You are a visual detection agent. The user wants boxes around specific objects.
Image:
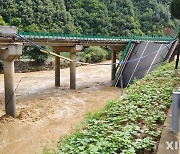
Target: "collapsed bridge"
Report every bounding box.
[0,26,179,117]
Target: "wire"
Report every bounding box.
[17,34,46,51]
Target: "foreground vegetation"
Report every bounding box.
[44,62,179,154]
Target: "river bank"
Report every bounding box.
[0,60,121,154]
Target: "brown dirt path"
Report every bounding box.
[0,61,121,154]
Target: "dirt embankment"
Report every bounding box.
[0,61,121,154]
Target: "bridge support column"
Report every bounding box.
[52,45,83,89]
[55,51,60,87]
[108,45,126,81]
[0,43,22,118]
[4,60,16,117]
[70,52,76,89]
[111,51,116,80]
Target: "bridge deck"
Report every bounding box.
[17,32,174,47]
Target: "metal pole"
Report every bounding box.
[171,91,180,133]
[111,51,116,80]
[175,50,179,76]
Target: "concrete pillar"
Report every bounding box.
[0,26,22,118]
[70,52,76,89]
[55,51,60,87]
[52,45,82,89]
[0,43,22,118]
[4,60,16,117]
[111,51,116,80]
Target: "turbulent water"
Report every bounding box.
[0,61,121,154]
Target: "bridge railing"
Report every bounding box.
[18,31,174,42]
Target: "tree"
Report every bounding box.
[23,47,48,63]
[170,0,180,39]
[170,0,180,19]
[0,0,178,36]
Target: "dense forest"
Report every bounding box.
[0,0,179,36]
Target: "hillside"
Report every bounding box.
[0,0,179,36]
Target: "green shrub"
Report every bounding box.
[0,15,7,26]
[23,47,48,63]
[84,47,108,63]
[106,50,112,60]
[77,47,108,63]
[76,52,85,62]
[84,54,91,63]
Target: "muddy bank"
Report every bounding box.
[0,61,121,154]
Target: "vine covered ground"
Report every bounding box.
[45,62,180,154]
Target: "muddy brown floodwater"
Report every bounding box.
[0,60,121,154]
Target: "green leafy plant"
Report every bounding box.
[77,46,108,63]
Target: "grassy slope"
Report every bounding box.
[44,62,180,154]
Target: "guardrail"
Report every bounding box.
[18,31,174,42]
